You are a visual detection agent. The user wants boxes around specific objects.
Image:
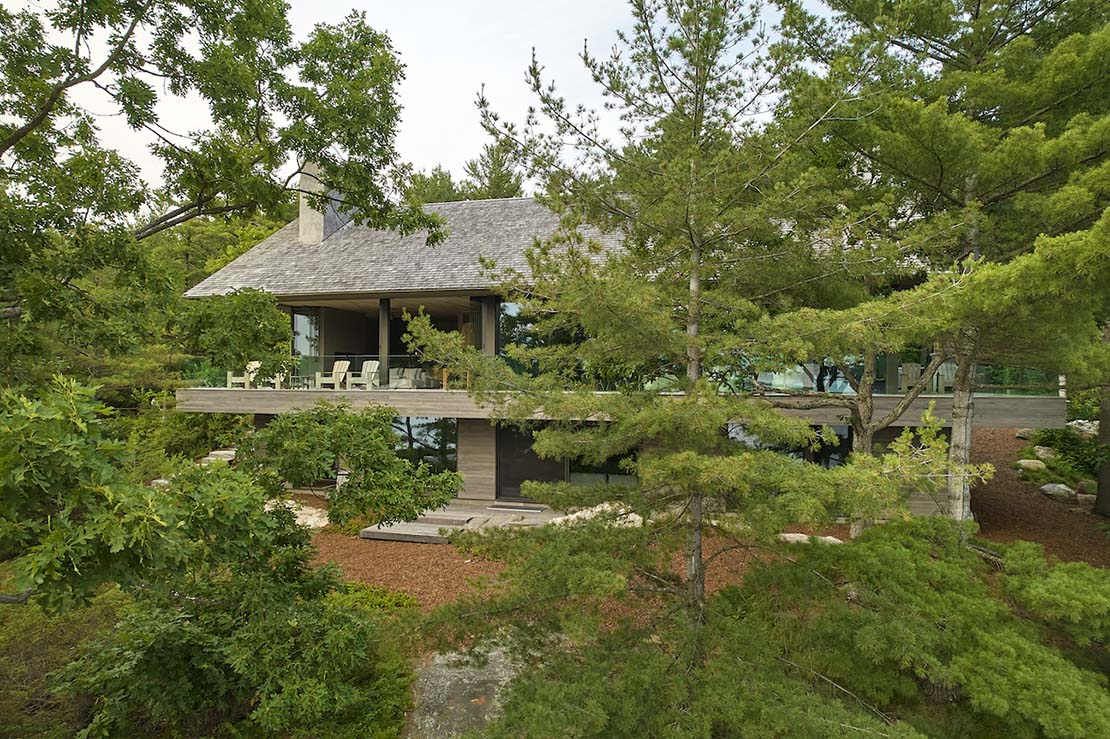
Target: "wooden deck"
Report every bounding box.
[176,387,1065,428]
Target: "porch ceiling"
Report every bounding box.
[280,294,477,316]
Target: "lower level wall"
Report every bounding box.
[457,419,497,500]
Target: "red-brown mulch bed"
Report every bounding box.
[971,427,1110,568]
[312,532,505,610]
[313,427,1110,613]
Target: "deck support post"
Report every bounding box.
[378,298,391,387]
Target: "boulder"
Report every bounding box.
[1040,483,1076,501]
[1067,419,1099,438]
[1077,494,1097,507]
[1078,479,1098,495]
[1015,428,1035,440]
[404,649,517,739]
[778,533,843,545]
[1033,445,1055,460]
[1016,459,1047,472]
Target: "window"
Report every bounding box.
[393,417,458,473]
[569,453,638,486]
[291,307,320,381]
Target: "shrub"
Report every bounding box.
[50,465,415,738]
[1031,427,1107,479]
[239,401,461,531]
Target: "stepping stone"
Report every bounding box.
[419,514,475,527]
[360,522,457,544]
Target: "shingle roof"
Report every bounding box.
[185,197,622,298]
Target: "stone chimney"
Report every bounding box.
[298,161,325,245]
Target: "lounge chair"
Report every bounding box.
[347,360,380,389]
[899,362,922,393]
[935,361,957,392]
[390,367,419,389]
[227,361,261,388]
[315,360,350,390]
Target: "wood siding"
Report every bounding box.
[457,419,497,501]
[176,389,1065,428]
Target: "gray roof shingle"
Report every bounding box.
[185,197,621,298]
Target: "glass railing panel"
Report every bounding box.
[756,357,1059,397]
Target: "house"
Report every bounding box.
[178,182,1066,504]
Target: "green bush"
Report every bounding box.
[1066,389,1101,422]
[1029,427,1106,484]
[50,465,415,738]
[238,401,461,532]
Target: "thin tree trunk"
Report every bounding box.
[685,241,706,623]
[849,353,877,537]
[1095,384,1110,517]
[947,328,978,521]
[947,172,981,524]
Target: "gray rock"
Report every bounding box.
[1077,494,1097,507]
[1016,459,1047,472]
[778,533,843,545]
[1015,428,1035,440]
[1033,445,1056,460]
[404,649,518,739]
[1067,419,1099,438]
[1040,483,1076,501]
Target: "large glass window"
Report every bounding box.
[291,307,320,382]
[569,454,638,486]
[393,417,458,473]
[496,425,566,499]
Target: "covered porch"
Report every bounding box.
[246,292,499,390]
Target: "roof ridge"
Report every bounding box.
[423,195,535,206]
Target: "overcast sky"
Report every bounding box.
[292,0,632,178]
[45,0,634,188]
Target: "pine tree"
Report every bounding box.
[409,0,946,642]
[462,141,524,199]
[778,0,1110,517]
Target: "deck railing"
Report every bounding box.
[187,354,1059,397]
[189,354,469,391]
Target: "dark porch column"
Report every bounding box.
[480,297,498,356]
[378,298,390,387]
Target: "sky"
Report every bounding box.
[289,0,632,178]
[36,0,636,187]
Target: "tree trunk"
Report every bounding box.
[1095,387,1110,517]
[848,354,877,538]
[947,329,978,521]
[685,241,706,627]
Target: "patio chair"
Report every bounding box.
[227,361,261,388]
[315,360,350,390]
[347,360,380,389]
[935,360,957,393]
[899,362,922,393]
[390,367,419,389]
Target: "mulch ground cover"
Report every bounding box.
[971,427,1110,567]
[312,431,1108,610]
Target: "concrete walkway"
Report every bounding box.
[360,501,560,543]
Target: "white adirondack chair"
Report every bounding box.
[347,360,380,389]
[899,362,922,393]
[227,361,261,388]
[935,360,957,393]
[315,360,350,390]
[390,367,419,389]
